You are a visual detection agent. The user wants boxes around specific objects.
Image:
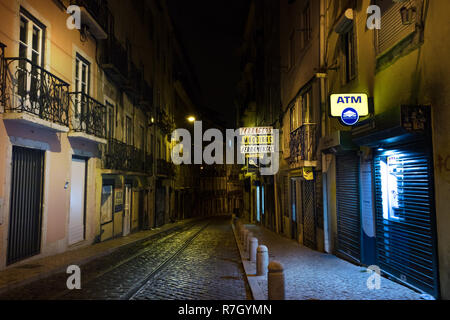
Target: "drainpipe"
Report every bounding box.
[319,0,328,138]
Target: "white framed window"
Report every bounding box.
[75,54,90,95]
[74,54,90,119]
[19,11,44,65]
[125,115,133,145]
[105,100,115,140]
[18,10,45,100]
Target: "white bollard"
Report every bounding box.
[268,261,285,300]
[257,245,269,276]
[249,237,258,261]
[245,232,253,252]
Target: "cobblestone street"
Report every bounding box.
[0,217,250,300]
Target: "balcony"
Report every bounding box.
[138,81,153,110]
[156,107,175,135]
[289,124,318,166]
[1,56,70,132]
[103,138,152,174]
[68,92,107,144]
[157,159,175,177]
[124,62,144,104]
[100,36,128,86]
[70,0,110,40]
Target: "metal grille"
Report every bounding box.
[302,180,316,249]
[336,153,361,263]
[7,146,45,265]
[374,143,438,297]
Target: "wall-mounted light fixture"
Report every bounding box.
[400,6,417,25]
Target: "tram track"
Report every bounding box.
[52,219,211,300]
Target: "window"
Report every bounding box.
[302,2,311,47]
[126,116,133,145]
[290,87,313,132]
[18,11,45,99]
[157,138,161,159]
[75,54,90,95]
[140,125,145,151]
[105,101,114,140]
[19,12,44,65]
[289,102,298,132]
[342,26,356,83]
[74,54,90,118]
[289,31,295,69]
[301,89,312,124]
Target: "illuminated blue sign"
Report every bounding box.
[341,107,359,126]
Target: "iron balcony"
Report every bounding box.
[157,158,175,177]
[68,91,107,140]
[100,35,129,85]
[0,55,70,128]
[289,123,318,162]
[103,138,152,174]
[156,107,175,135]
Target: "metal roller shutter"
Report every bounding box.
[7,146,45,265]
[336,153,361,263]
[302,180,316,250]
[374,142,438,297]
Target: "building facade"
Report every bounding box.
[237,0,450,299]
[0,0,199,269]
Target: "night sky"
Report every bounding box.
[167,0,251,128]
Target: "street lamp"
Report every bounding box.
[187,116,196,123]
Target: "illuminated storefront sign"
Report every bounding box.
[330,94,369,126]
[239,127,274,154]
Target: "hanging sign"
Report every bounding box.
[303,167,314,181]
[239,127,274,154]
[330,94,369,126]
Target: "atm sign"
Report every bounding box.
[330,94,369,118]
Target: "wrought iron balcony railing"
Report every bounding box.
[124,62,143,102]
[103,138,152,174]
[69,92,106,139]
[156,107,175,135]
[0,43,5,106]
[139,81,153,109]
[289,124,318,162]
[157,158,175,177]
[100,36,128,84]
[1,57,70,127]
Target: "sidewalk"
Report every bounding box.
[233,223,425,300]
[0,218,201,295]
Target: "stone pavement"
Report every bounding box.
[0,217,201,295]
[233,223,425,300]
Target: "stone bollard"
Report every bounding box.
[249,237,258,261]
[256,245,269,276]
[268,261,285,300]
[245,232,253,252]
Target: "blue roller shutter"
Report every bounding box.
[374,142,438,297]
